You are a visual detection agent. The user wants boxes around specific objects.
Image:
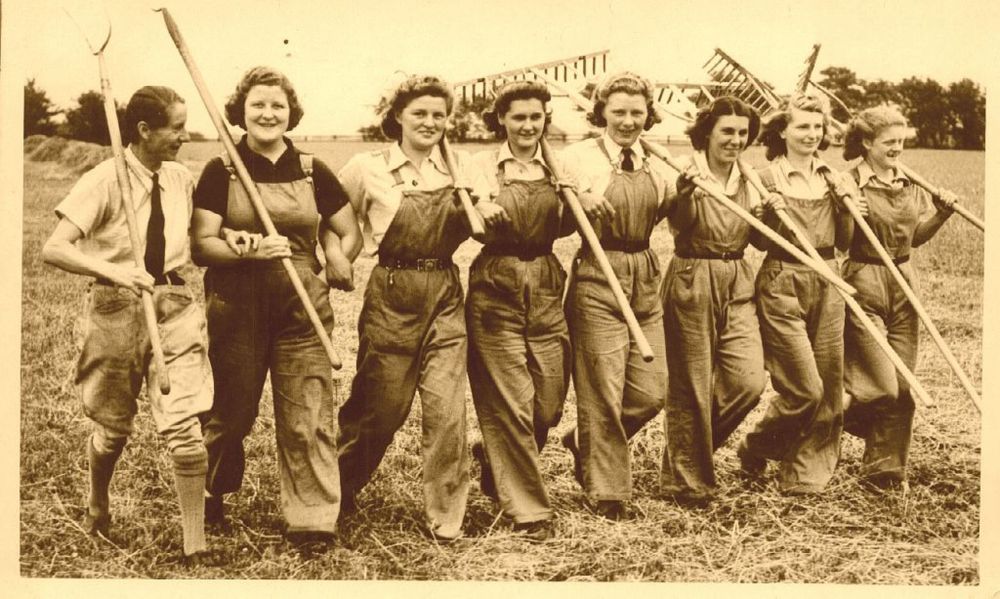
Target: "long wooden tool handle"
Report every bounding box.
[539,138,654,362]
[639,138,857,296]
[824,173,981,413]
[897,162,984,232]
[439,137,485,237]
[738,161,933,407]
[97,53,171,395]
[157,8,341,370]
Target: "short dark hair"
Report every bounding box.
[124,86,184,144]
[224,66,304,131]
[481,80,552,139]
[379,75,454,141]
[759,92,831,161]
[686,96,760,151]
[587,71,660,131]
[843,105,908,161]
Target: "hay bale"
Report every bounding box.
[28,136,70,162]
[61,142,112,174]
[23,135,49,154]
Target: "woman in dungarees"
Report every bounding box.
[561,72,675,520]
[659,97,767,505]
[736,93,867,494]
[840,106,956,489]
[336,75,506,542]
[466,81,573,541]
[191,66,362,546]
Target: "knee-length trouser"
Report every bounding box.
[567,250,668,502]
[467,253,571,523]
[842,261,919,481]
[337,265,469,539]
[201,258,340,533]
[660,257,765,497]
[745,258,845,493]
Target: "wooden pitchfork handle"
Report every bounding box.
[538,137,655,362]
[821,171,981,413]
[156,7,341,370]
[438,137,486,238]
[897,162,984,232]
[638,138,858,297]
[70,14,172,395]
[737,161,933,408]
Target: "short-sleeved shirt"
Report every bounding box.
[469,142,553,200]
[338,142,469,256]
[561,132,676,203]
[55,147,194,272]
[769,155,831,200]
[193,136,348,220]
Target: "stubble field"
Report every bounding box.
[19,140,983,582]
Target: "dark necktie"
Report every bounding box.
[144,172,165,283]
[621,148,635,172]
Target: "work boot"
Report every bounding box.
[286,530,337,557]
[83,511,111,537]
[204,494,227,530]
[513,519,555,543]
[594,500,625,521]
[471,441,498,501]
[561,430,583,488]
[737,442,767,481]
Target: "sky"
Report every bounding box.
[7,0,999,136]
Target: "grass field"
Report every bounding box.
[19,140,983,581]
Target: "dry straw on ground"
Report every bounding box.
[19,141,982,581]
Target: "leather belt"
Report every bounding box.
[482,243,553,260]
[596,239,649,253]
[768,245,835,263]
[675,247,745,261]
[378,256,454,271]
[850,254,910,266]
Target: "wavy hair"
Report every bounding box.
[124,86,185,145]
[685,96,761,151]
[587,71,660,131]
[481,80,552,139]
[843,105,908,160]
[378,75,454,141]
[759,92,831,160]
[224,66,304,131]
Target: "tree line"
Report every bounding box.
[25,69,984,150]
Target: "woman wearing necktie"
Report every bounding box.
[191,66,361,547]
[560,72,675,520]
[465,81,573,541]
[839,106,956,489]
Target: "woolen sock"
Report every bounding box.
[172,447,209,556]
[87,434,123,521]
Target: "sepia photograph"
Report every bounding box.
[3,0,996,592]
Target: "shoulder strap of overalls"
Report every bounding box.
[220,151,236,180]
[494,147,506,187]
[595,137,615,167]
[376,147,406,186]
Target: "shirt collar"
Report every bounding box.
[601,132,646,162]
[856,160,909,188]
[387,142,449,175]
[124,146,157,192]
[776,154,830,180]
[496,141,544,166]
[692,151,741,195]
[237,135,295,167]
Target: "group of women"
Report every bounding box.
[190,65,958,547]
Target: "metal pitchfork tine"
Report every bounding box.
[64,5,172,394]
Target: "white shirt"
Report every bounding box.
[338,142,471,255]
[469,142,557,201]
[561,132,677,203]
[54,147,194,272]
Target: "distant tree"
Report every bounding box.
[860,79,903,110]
[447,95,493,142]
[24,79,60,137]
[816,66,864,122]
[61,90,125,145]
[948,79,985,150]
[896,77,952,148]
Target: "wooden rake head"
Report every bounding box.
[62,3,111,55]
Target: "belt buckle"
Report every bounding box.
[416,258,437,271]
